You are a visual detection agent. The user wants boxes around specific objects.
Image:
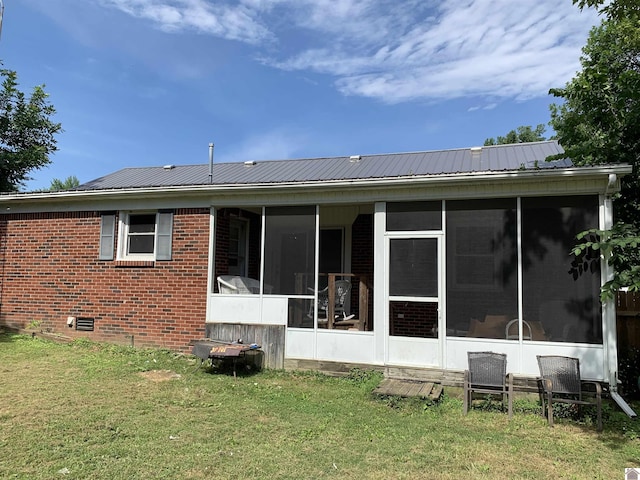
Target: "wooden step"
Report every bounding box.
[373,378,443,401]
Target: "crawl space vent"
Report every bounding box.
[75,317,95,332]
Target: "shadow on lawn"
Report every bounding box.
[200,357,263,379]
[0,330,29,343]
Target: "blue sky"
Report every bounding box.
[4,0,600,191]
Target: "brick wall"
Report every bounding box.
[351,214,374,328]
[389,301,437,338]
[0,208,210,351]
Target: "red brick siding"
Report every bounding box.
[389,301,437,338]
[0,208,210,351]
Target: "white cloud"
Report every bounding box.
[468,103,497,112]
[100,0,273,44]
[266,0,600,103]
[97,0,600,104]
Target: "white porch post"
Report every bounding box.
[205,206,217,323]
[373,202,386,364]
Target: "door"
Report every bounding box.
[386,235,442,367]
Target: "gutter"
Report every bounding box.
[0,164,633,204]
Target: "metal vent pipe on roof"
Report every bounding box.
[208,142,214,184]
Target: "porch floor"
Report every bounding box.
[373,378,443,400]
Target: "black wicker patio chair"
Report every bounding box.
[463,351,513,417]
[536,355,603,431]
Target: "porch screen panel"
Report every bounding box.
[389,238,437,297]
[386,201,441,231]
[214,208,263,293]
[264,206,316,295]
[521,196,601,344]
[446,199,518,338]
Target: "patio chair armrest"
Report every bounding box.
[308,286,329,294]
[537,377,553,393]
[217,276,238,293]
[581,380,603,398]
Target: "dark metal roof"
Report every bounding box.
[77,140,570,191]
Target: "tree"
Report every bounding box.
[49,175,80,191]
[0,68,62,192]
[549,15,640,226]
[483,124,546,146]
[572,223,640,300]
[573,0,640,20]
[550,4,640,295]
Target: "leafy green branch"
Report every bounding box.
[571,223,640,301]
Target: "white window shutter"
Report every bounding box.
[99,214,116,260]
[156,211,173,260]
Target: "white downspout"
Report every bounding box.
[602,175,637,417]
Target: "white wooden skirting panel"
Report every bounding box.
[446,338,521,372]
[285,329,376,363]
[387,337,439,368]
[315,331,376,364]
[521,342,604,380]
[207,295,288,325]
[446,337,605,379]
[286,329,315,359]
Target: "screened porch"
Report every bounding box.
[210,204,374,332]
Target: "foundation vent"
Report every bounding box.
[75,317,95,332]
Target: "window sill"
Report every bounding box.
[114,260,156,268]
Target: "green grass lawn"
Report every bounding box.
[0,332,638,479]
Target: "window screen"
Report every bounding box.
[389,238,438,297]
[521,196,601,344]
[386,201,442,231]
[446,198,518,338]
[263,206,316,295]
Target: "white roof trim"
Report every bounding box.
[0,164,632,205]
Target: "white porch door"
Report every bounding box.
[386,235,442,367]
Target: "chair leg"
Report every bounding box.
[546,393,554,427]
[538,380,546,418]
[463,390,469,415]
[463,372,469,415]
[507,373,513,419]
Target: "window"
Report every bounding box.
[127,213,156,254]
[117,211,173,261]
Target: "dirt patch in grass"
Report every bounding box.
[138,369,182,382]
